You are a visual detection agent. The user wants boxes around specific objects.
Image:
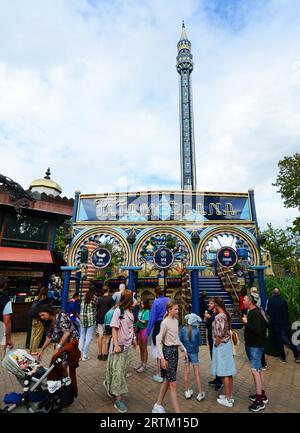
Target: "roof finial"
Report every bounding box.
[180,20,188,40]
[44,168,51,179]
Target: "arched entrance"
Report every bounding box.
[68,228,130,288]
[133,228,194,277]
[197,226,260,276]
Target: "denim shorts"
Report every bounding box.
[187,352,199,365]
[245,346,264,371]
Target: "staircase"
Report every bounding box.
[199,276,243,329]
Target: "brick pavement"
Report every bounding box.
[1,331,299,413]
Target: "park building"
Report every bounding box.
[0,169,73,331]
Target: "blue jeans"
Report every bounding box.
[79,325,94,358]
[245,346,264,371]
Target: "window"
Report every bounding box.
[2,213,50,249]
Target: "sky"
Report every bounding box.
[0,0,299,230]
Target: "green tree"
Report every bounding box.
[273,153,300,231]
[261,223,300,275]
[54,225,68,258]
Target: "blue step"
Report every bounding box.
[199,276,243,329]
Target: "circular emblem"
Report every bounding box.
[153,247,174,269]
[91,248,111,269]
[216,247,238,268]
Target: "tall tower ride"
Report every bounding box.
[177,21,197,191]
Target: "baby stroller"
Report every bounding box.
[1,349,75,413]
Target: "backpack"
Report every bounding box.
[104,306,124,329]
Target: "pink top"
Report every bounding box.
[110,307,134,352]
[212,312,231,343]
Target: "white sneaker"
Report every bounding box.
[184,389,193,399]
[217,397,234,408]
[219,394,235,403]
[134,364,143,370]
[81,356,90,361]
[152,374,164,383]
[196,392,205,401]
[152,403,166,413]
[136,365,145,373]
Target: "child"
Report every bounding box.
[135,297,151,373]
[180,313,205,401]
[152,300,187,414]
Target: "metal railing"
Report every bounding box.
[217,266,239,305]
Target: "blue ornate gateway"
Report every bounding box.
[63,189,267,320]
[61,24,268,320]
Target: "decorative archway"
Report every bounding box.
[197,226,260,268]
[68,227,130,268]
[133,227,194,274]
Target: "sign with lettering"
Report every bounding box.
[216,247,238,268]
[0,271,44,277]
[77,192,251,223]
[153,247,174,269]
[91,248,111,269]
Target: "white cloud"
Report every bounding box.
[0,0,299,230]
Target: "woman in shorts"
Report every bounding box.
[152,300,187,413]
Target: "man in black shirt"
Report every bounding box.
[267,288,300,363]
[242,294,267,412]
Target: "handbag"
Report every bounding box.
[231,330,239,346]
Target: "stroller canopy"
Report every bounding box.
[2,349,40,379]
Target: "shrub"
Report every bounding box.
[265,276,300,325]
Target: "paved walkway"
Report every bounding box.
[1,331,299,413]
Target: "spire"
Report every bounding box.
[44,168,51,179]
[176,22,197,191]
[180,20,188,40]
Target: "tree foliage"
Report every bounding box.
[273,153,300,209]
[261,223,300,275]
[273,153,300,231]
[54,225,67,258]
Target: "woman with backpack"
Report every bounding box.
[29,287,49,354]
[78,286,99,361]
[103,289,137,413]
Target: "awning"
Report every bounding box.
[0,247,53,264]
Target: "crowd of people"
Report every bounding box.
[1,275,299,414]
